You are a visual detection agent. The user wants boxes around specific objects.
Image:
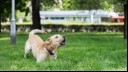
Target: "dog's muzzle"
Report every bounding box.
[60,36,66,46]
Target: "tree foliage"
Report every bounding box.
[62,0,126,12]
[40,0,56,10]
[0,0,29,32]
[63,0,97,10]
[62,0,111,10]
[0,0,126,19]
[0,0,29,20]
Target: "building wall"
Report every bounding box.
[41,16,102,23]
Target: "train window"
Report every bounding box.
[45,17,48,20]
[50,17,55,20]
[60,17,64,19]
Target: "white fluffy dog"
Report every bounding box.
[24,29,65,63]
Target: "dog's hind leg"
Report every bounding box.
[24,40,31,58]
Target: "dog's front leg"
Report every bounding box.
[53,53,57,59]
[52,50,57,59]
[49,53,57,60]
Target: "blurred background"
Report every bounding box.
[0,0,127,38]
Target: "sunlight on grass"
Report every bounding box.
[103,67,127,71]
[0,37,10,41]
[11,65,18,70]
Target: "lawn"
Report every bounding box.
[0,32,127,71]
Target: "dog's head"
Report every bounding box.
[46,34,65,47]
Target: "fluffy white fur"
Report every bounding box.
[24,29,65,63]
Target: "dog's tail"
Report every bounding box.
[29,29,46,36]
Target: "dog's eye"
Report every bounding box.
[55,36,58,38]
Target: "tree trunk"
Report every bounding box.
[31,0,41,30]
[0,13,1,32]
[124,4,127,39]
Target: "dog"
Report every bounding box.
[24,29,65,63]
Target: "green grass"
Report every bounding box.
[0,32,127,71]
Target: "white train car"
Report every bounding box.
[40,10,118,23]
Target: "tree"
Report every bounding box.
[40,0,56,10]
[111,0,127,39]
[31,0,41,29]
[31,0,56,29]
[123,0,127,39]
[124,3,127,39]
[0,0,56,31]
[0,0,29,32]
[100,1,112,11]
[62,0,112,10]
[0,12,1,32]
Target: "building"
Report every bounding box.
[40,10,118,23]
